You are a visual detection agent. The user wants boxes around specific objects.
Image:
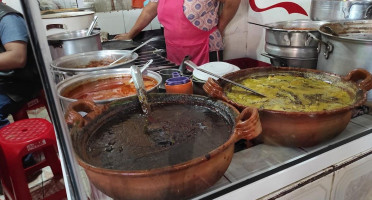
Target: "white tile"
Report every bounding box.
[123,9,152,32]
[331,150,372,200]
[95,11,125,35]
[150,16,162,30]
[223,32,248,60]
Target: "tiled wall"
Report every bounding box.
[95,9,161,35]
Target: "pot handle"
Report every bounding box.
[65,100,105,128]
[233,107,262,142]
[343,68,372,91]
[46,24,67,30]
[203,77,225,99]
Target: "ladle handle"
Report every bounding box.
[109,38,155,66]
[87,16,98,36]
[233,107,262,141]
[248,21,273,29]
[184,60,266,97]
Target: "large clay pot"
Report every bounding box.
[203,67,372,147]
[66,94,262,200]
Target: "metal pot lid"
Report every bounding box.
[41,11,95,19]
[319,20,372,42]
[47,29,100,41]
[265,43,318,58]
[264,20,329,31]
[51,50,138,72]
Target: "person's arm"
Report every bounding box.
[218,0,241,35]
[0,41,27,70]
[114,2,158,40]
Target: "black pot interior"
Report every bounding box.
[71,94,238,171]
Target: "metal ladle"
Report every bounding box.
[131,65,151,114]
[129,59,153,83]
[183,58,266,97]
[109,37,156,66]
[87,16,98,36]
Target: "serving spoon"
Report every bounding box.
[128,59,153,83]
[183,58,266,97]
[108,37,156,66]
[131,65,151,114]
[87,16,98,36]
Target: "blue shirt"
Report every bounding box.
[0,14,28,45]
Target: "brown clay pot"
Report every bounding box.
[203,67,372,147]
[66,94,262,200]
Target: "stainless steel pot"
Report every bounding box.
[41,11,95,36]
[51,50,139,83]
[265,20,328,48]
[310,0,372,21]
[262,53,317,69]
[264,20,327,69]
[316,20,372,100]
[265,43,318,58]
[56,68,162,111]
[47,29,102,60]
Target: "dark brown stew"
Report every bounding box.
[85,104,232,170]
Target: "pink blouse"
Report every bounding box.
[150,0,223,51]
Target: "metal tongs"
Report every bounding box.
[183,57,266,97]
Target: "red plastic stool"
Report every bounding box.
[0,118,66,200]
[11,90,50,121]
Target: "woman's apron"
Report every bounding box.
[157,0,217,66]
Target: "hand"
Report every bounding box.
[114,33,133,40]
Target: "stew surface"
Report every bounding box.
[63,76,157,100]
[226,75,356,112]
[74,57,130,68]
[85,104,232,170]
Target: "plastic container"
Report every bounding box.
[165,72,193,94]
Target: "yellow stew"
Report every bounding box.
[225,75,356,112]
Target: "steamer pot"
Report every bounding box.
[57,68,161,110]
[264,20,328,69]
[203,67,372,147]
[310,0,372,21]
[41,11,95,36]
[47,29,102,60]
[65,94,262,200]
[265,20,327,48]
[316,20,372,99]
[51,50,138,83]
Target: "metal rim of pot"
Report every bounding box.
[51,50,139,73]
[318,20,372,43]
[264,20,329,32]
[56,68,162,105]
[47,29,100,41]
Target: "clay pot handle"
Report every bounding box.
[343,68,372,91]
[65,100,105,128]
[233,107,262,141]
[203,77,224,99]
